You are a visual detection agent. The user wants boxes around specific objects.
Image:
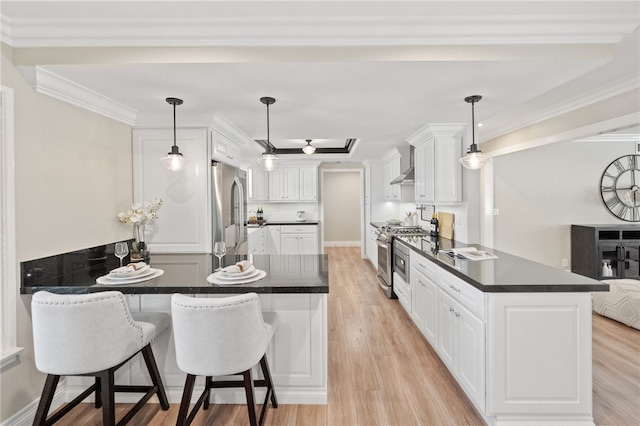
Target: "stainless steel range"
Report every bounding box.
[375,224,430,298]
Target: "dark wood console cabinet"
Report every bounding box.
[571,224,640,280]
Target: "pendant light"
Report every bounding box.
[256,96,279,172]
[459,95,489,170]
[302,139,316,155]
[160,97,185,171]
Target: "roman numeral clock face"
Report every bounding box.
[600,154,640,222]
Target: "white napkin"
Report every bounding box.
[221,260,253,275]
[110,262,148,276]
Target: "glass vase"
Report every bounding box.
[131,223,150,263]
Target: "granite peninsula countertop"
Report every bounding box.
[395,235,608,293]
[248,221,319,228]
[21,249,329,295]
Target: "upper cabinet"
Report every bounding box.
[383,147,414,202]
[209,113,255,169]
[408,124,465,204]
[247,166,270,202]
[268,165,319,202]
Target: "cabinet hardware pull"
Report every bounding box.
[455,312,461,318]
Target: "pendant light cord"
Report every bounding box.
[173,102,177,148]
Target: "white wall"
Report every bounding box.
[492,139,636,269]
[1,48,133,423]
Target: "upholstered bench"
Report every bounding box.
[593,279,640,330]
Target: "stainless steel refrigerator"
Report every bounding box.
[211,161,247,268]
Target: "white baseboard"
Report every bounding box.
[323,241,361,247]
[1,379,66,426]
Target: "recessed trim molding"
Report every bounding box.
[17,66,137,125]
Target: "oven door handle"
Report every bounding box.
[376,239,388,248]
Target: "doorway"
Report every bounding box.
[320,168,363,250]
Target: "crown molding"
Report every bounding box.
[17,66,137,125]
[2,13,638,48]
[406,123,467,146]
[480,75,640,142]
[209,112,255,147]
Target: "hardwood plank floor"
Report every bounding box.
[51,247,640,425]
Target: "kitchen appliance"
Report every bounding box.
[375,224,429,298]
[296,211,306,222]
[211,160,247,269]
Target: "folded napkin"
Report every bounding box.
[221,260,253,274]
[110,262,148,275]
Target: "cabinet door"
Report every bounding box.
[437,290,457,371]
[299,167,318,201]
[281,234,300,254]
[284,168,300,200]
[299,234,318,254]
[423,139,435,203]
[267,226,281,254]
[435,136,462,203]
[458,305,486,409]
[412,267,427,331]
[414,143,428,202]
[248,167,269,201]
[269,169,286,201]
[132,128,209,253]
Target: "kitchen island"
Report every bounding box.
[394,235,607,426]
[21,249,329,406]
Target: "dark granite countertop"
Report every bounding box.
[248,221,319,228]
[395,235,608,293]
[21,245,329,295]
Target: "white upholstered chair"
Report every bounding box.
[31,291,170,426]
[171,293,279,426]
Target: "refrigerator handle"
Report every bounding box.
[235,177,246,246]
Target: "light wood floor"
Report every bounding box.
[52,247,640,425]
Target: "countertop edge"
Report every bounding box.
[396,237,609,293]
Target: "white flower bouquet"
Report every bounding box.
[117,197,163,226]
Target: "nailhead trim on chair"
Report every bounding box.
[32,292,145,347]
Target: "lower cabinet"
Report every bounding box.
[411,267,438,346]
[438,290,485,410]
[267,225,281,254]
[248,227,266,254]
[280,225,319,254]
[366,225,378,268]
[393,272,411,315]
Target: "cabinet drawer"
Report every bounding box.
[410,250,440,282]
[439,269,485,319]
[281,225,317,234]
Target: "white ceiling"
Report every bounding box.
[2,1,639,162]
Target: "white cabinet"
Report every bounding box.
[393,272,412,315]
[410,261,438,346]
[383,159,401,201]
[247,166,270,202]
[437,290,485,409]
[267,225,281,254]
[132,128,210,253]
[408,124,464,204]
[269,166,317,202]
[365,225,378,268]
[210,126,242,167]
[280,225,319,254]
[248,227,265,254]
[299,167,318,201]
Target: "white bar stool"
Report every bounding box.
[31,291,170,425]
[171,293,279,426]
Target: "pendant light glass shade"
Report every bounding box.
[459,95,489,170]
[302,139,316,155]
[256,96,279,171]
[160,97,185,171]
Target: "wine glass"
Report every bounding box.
[213,241,227,271]
[114,242,129,267]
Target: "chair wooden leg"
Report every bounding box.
[33,374,60,426]
[94,377,102,408]
[97,370,116,426]
[177,374,196,426]
[260,355,278,408]
[141,344,170,410]
[242,369,258,426]
[203,376,212,410]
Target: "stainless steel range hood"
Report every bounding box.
[390,145,415,185]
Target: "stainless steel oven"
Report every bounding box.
[375,225,428,298]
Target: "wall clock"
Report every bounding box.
[600,154,640,222]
